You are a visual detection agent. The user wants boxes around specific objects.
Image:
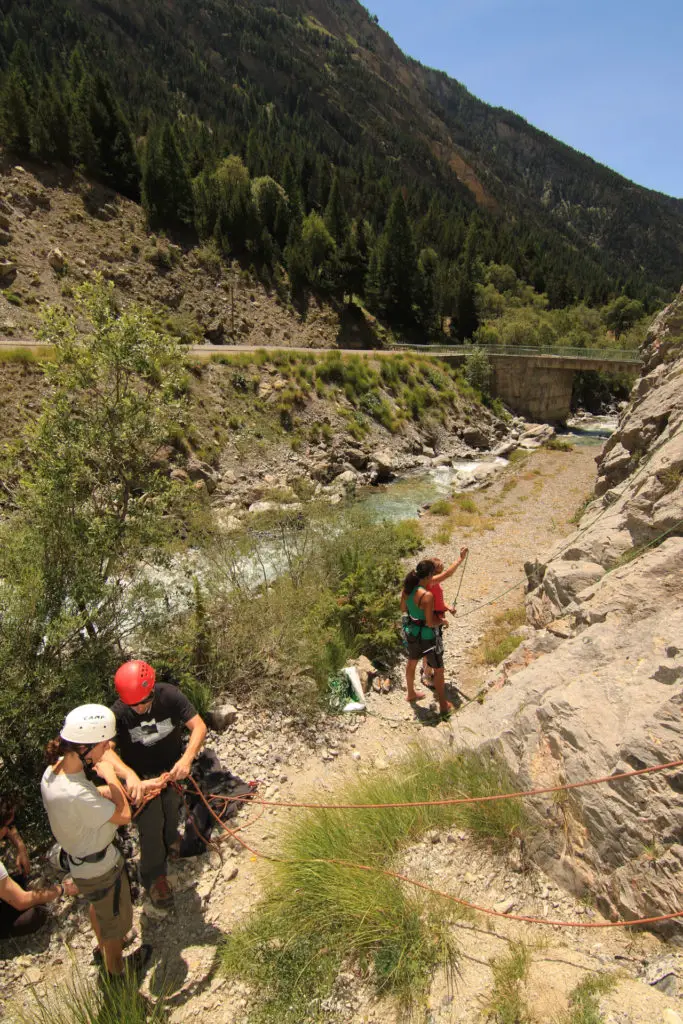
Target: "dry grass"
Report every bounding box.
[475,602,527,665]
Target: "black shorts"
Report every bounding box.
[406,627,444,670]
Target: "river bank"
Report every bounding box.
[7,429,683,1024]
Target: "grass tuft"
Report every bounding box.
[429,498,453,516]
[561,972,618,1024]
[8,963,168,1023]
[543,437,574,452]
[484,941,532,1023]
[476,603,527,665]
[220,747,528,1022]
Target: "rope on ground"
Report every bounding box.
[184,756,683,811]
[181,775,683,931]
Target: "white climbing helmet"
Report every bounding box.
[60,704,116,745]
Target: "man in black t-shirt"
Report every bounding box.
[109,661,207,909]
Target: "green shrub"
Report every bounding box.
[429,498,453,516]
[543,437,574,452]
[163,312,203,346]
[160,506,423,707]
[463,347,492,398]
[178,673,212,721]
[561,973,618,1024]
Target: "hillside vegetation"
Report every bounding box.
[0,0,681,348]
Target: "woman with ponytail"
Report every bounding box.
[41,705,150,979]
[401,560,454,717]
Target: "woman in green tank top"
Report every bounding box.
[400,560,453,717]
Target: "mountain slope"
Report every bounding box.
[1,0,681,308]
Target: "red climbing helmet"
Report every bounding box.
[114,660,156,705]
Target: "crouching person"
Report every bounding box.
[111,661,207,909]
[0,796,76,940]
[41,704,150,978]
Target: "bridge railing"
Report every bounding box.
[391,343,641,363]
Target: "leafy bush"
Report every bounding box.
[429,498,452,516]
[0,281,193,836]
[463,347,492,398]
[157,505,422,708]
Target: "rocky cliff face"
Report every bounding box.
[459,290,683,930]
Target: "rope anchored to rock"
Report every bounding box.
[179,773,683,931]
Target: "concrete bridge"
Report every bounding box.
[396,344,641,423]
[0,337,640,425]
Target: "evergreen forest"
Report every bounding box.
[1,0,682,339]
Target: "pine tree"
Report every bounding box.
[70,73,99,173]
[415,247,440,336]
[0,67,31,154]
[142,122,193,230]
[0,42,36,155]
[375,190,418,325]
[450,219,480,341]
[89,73,139,198]
[324,171,348,244]
[284,221,308,295]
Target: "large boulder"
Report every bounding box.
[463,538,683,931]
[485,293,683,928]
[186,456,218,495]
[48,247,66,272]
[462,426,490,450]
[0,259,17,281]
[370,449,396,483]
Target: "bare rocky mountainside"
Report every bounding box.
[0,161,344,347]
[465,289,683,929]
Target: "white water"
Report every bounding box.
[359,457,508,523]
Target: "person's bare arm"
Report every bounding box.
[168,715,207,782]
[400,591,408,613]
[6,825,30,876]
[94,760,131,826]
[102,745,143,804]
[431,547,469,584]
[0,873,71,911]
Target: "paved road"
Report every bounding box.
[0,338,640,369]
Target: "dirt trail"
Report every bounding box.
[5,442,683,1023]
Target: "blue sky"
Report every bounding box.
[365,0,682,198]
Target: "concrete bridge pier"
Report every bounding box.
[491,357,575,424]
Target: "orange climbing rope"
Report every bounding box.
[173,756,683,812]
[179,773,683,931]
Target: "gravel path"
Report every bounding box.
[429,445,599,699]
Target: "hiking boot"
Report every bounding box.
[149,875,174,909]
[124,943,153,977]
[99,945,152,995]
